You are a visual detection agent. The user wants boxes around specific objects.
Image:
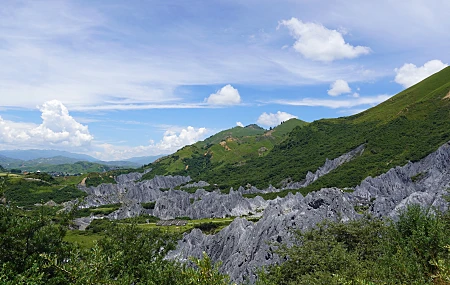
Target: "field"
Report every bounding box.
[64,216,259,248]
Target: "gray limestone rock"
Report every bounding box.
[181,181,210,189]
[167,188,358,283]
[152,189,269,220]
[79,175,191,208]
[287,144,365,189]
[168,142,450,283]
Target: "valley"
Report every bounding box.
[1,67,450,284]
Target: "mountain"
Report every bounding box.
[0,149,98,162]
[201,124,266,145]
[141,119,308,180]
[146,67,450,192]
[0,155,23,168]
[0,155,139,173]
[123,155,164,166]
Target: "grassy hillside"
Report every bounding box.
[2,160,131,174]
[2,172,87,207]
[146,67,450,193]
[141,119,308,181]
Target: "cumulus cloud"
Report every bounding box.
[394,60,448,88]
[93,126,208,161]
[328,79,352,96]
[157,126,208,151]
[236,122,244,127]
[206,84,241,105]
[257,111,297,127]
[0,100,93,148]
[278,18,371,62]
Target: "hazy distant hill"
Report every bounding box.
[124,155,164,166]
[0,149,98,162]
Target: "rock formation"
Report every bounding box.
[167,142,450,283]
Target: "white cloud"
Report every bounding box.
[351,92,360,98]
[93,126,208,161]
[328,79,352,96]
[394,60,448,88]
[0,100,93,148]
[278,17,371,62]
[206,85,241,105]
[236,122,244,127]
[257,111,297,127]
[158,126,208,151]
[273,94,391,109]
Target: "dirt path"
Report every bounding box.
[80,177,87,186]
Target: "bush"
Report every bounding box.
[141,201,156,209]
[257,205,450,285]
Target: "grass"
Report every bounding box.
[4,177,87,207]
[141,119,308,181]
[64,230,104,248]
[132,217,236,235]
[64,216,255,249]
[0,173,21,178]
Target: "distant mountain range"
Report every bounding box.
[0,149,98,162]
[0,150,163,173]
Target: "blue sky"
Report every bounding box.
[0,0,449,160]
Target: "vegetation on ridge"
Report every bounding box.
[1,202,449,284]
[145,67,450,196]
[141,119,308,182]
[258,205,450,285]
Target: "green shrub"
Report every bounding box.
[257,205,450,285]
[142,201,156,209]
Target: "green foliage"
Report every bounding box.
[177,216,192,220]
[4,177,87,207]
[411,172,426,182]
[183,252,231,285]
[85,219,113,233]
[84,173,116,187]
[0,204,233,284]
[9,168,21,174]
[72,204,122,218]
[141,201,156,209]
[25,172,56,183]
[257,205,450,285]
[4,160,132,175]
[194,222,220,234]
[119,215,159,224]
[0,205,68,284]
[141,119,308,182]
[145,68,450,196]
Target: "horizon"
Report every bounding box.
[1,1,449,160]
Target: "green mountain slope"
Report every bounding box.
[201,124,266,145]
[146,67,450,192]
[142,119,308,180]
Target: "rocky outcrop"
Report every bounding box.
[73,142,450,283]
[181,181,210,189]
[167,188,358,283]
[79,175,191,208]
[73,216,102,231]
[168,142,450,283]
[286,144,365,189]
[351,141,450,217]
[152,189,268,220]
[108,202,144,220]
[235,144,365,195]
